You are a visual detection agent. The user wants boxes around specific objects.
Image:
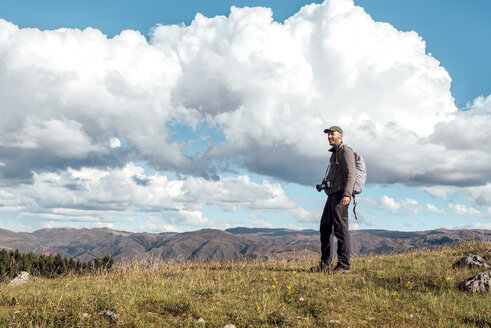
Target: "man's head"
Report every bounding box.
[324,126,343,146]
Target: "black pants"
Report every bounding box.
[320,191,350,269]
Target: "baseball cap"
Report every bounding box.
[324,126,343,134]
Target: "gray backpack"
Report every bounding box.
[352,151,366,220]
[353,151,366,195]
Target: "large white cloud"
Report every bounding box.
[155,1,458,186]
[0,0,468,186]
[0,21,188,179]
[152,1,490,188]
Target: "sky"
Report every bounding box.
[0,0,490,233]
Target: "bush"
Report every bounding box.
[0,249,114,280]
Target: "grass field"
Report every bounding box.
[1,242,490,327]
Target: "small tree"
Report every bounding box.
[101,253,114,271]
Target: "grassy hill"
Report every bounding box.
[1,242,490,327]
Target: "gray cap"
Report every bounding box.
[324,126,343,134]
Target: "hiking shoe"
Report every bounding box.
[331,265,350,275]
[308,262,332,273]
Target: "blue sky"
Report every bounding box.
[0,0,490,233]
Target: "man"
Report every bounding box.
[313,125,356,274]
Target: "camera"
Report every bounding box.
[316,179,331,192]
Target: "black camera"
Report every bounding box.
[316,179,331,192]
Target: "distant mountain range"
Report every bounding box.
[1,227,490,263]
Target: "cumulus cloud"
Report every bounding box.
[424,181,491,209]
[139,216,182,233]
[443,222,491,230]
[153,1,461,186]
[463,184,491,207]
[249,215,274,228]
[0,20,186,182]
[0,163,309,228]
[423,186,459,200]
[366,195,491,220]
[179,175,298,212]
[426,203,446,215]
[290,206,317,223]
[2,0,488,189]
[7,117,105,158]
[448,203,489,218]
[380,195,400,213]
[430,95,491,152]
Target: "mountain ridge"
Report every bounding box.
[0,227,489,263]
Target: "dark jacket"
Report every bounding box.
[325,142,356,198]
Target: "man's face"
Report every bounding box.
[327,131,342,146]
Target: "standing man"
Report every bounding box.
[313,126,356,274]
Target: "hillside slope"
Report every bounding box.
[1,242,490,327]
[0,227,489,262]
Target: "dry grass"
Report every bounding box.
[1,241,490,327]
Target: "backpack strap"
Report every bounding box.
[335,145,345,164]
[352,194,358,220]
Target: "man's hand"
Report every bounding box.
[342,196,350,206]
